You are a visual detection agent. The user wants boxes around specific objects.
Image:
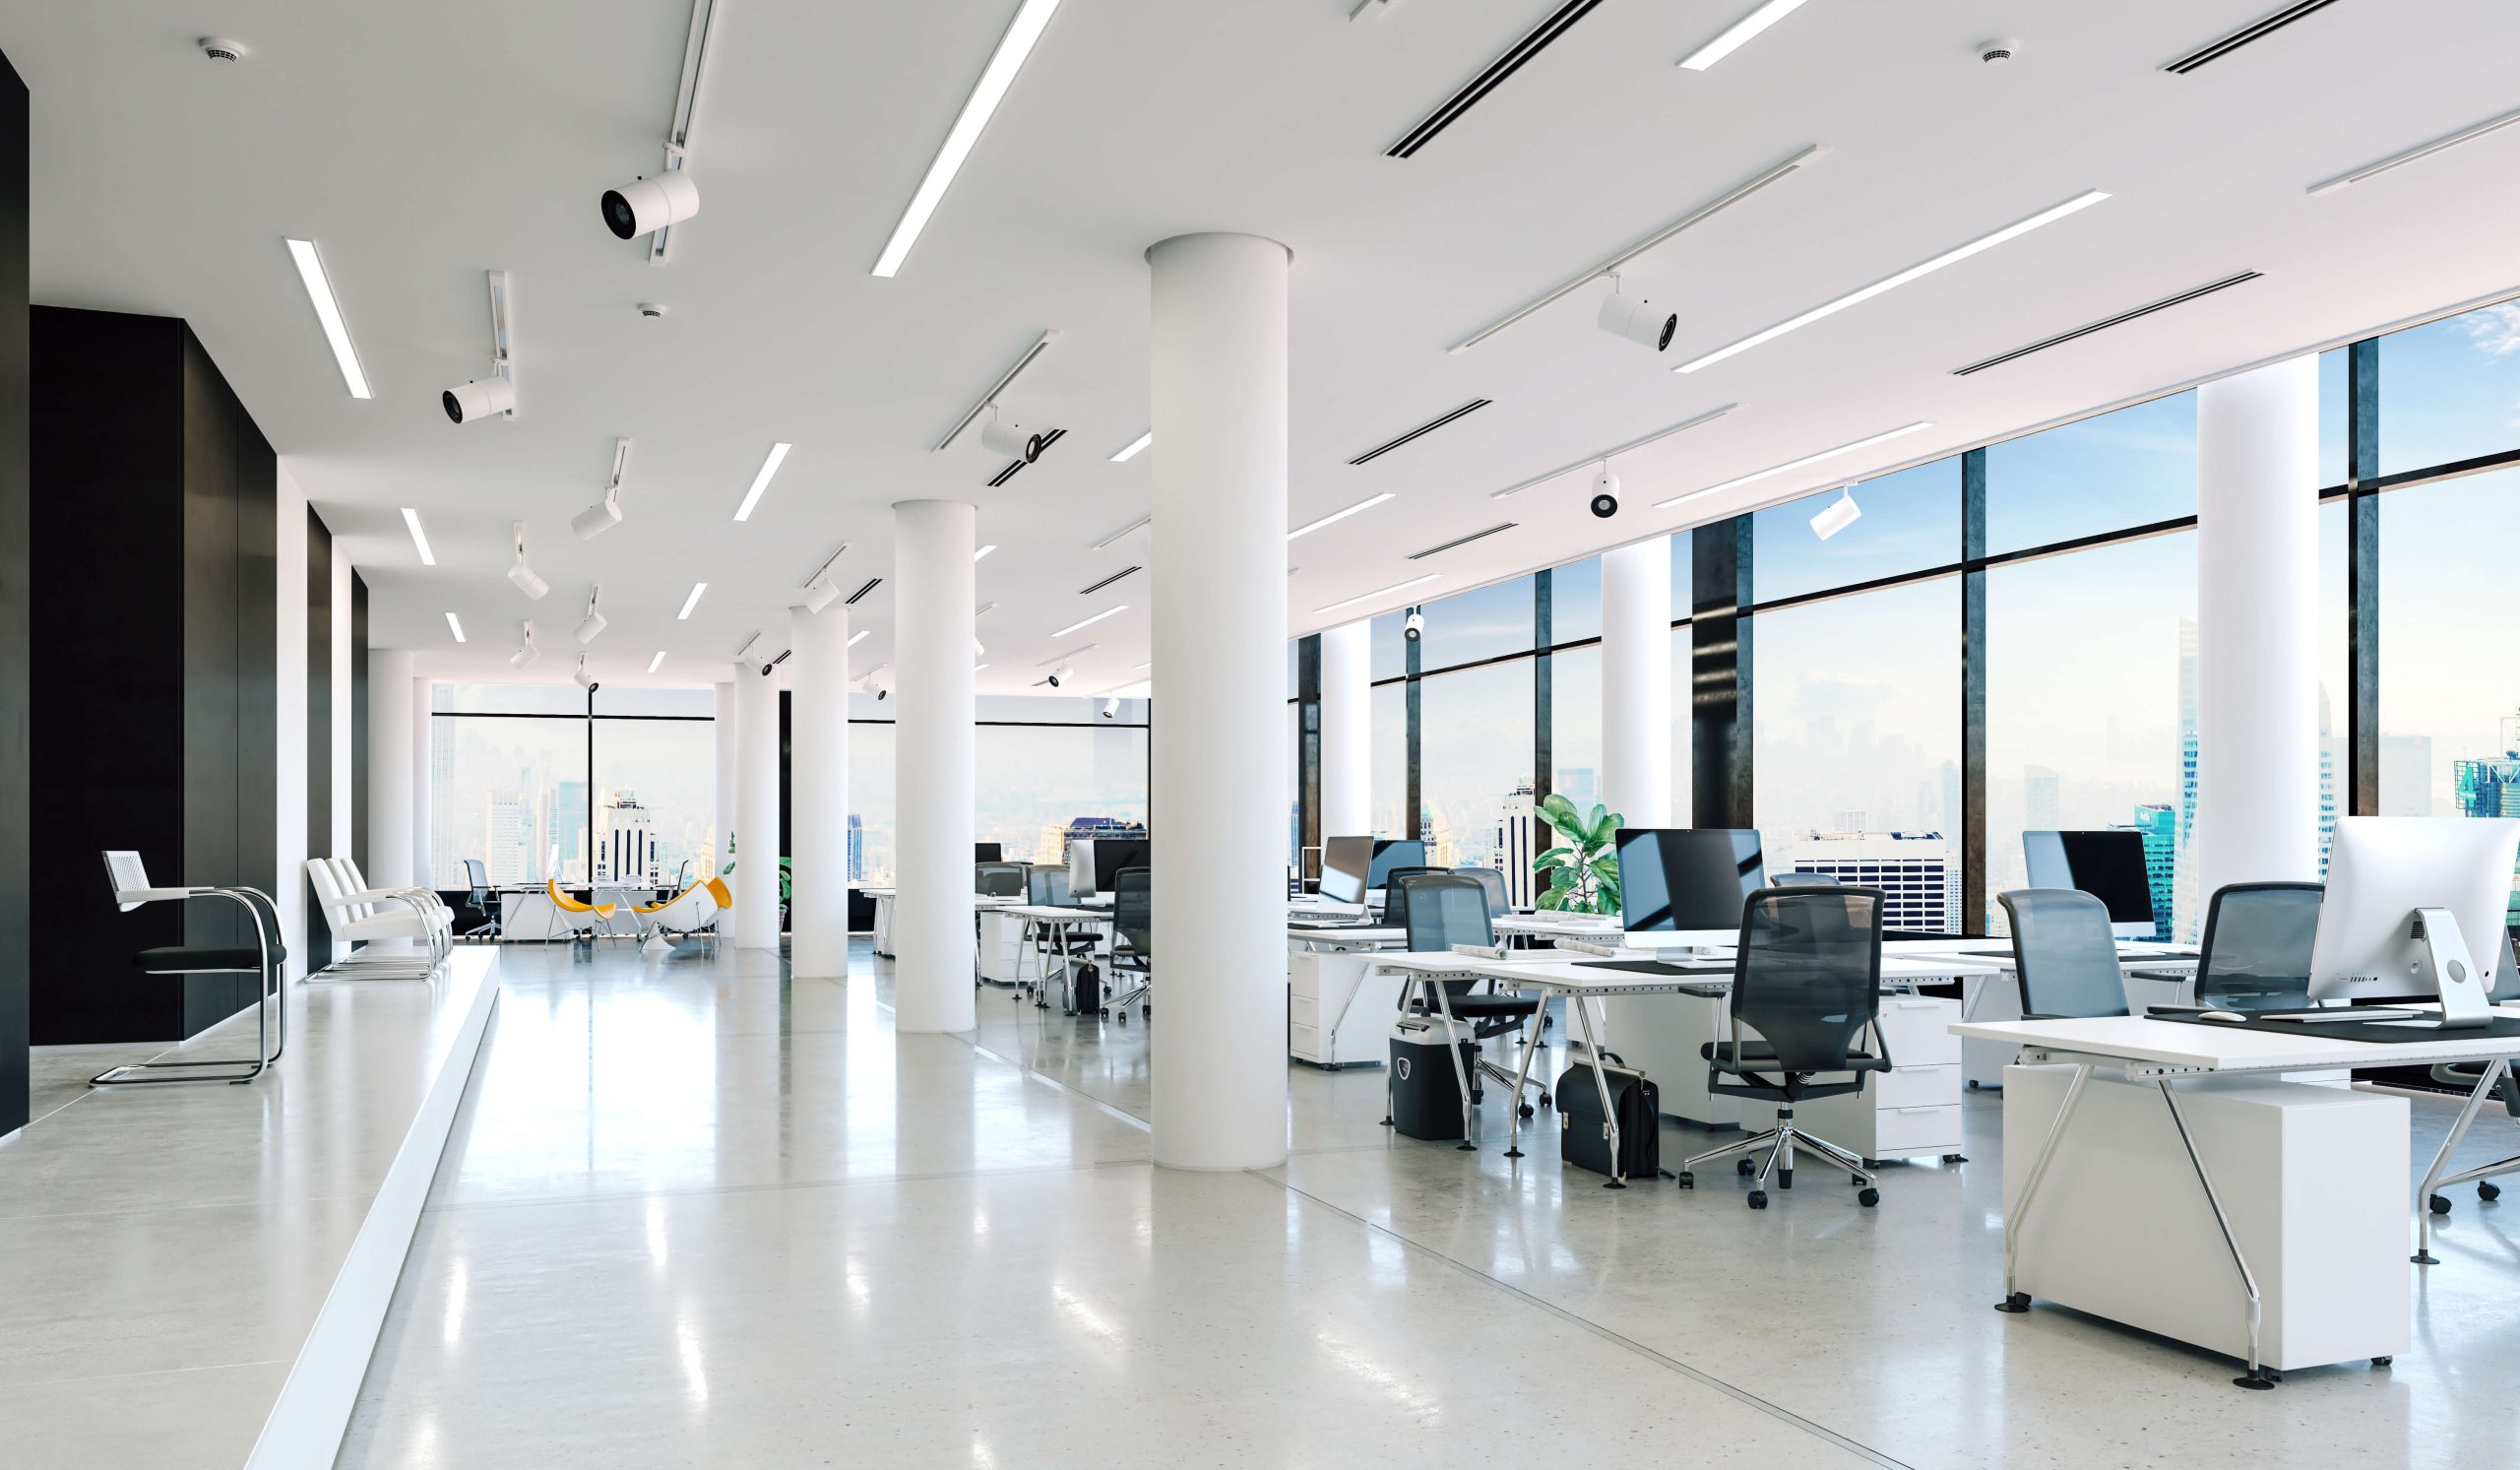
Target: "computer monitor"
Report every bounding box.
[1615,828,1766,932]
[2023,831,2157,939]
[1319,835,1374,907]
[1067,838,1100,898]
[1366,839,1427,890]
[1097,839,1150,889]
[975,842,1003,863]
[2309,817,2520,1025]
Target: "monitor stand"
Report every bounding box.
[2414,907,2493,1031]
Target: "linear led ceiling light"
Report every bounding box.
[1675,190,2110,374]
[677,581,708,619]
[730,441,791,522]
[400,507,436,564]
[2307,103,2520,197]
[934,331,1056,452]
[1315,573,1441,617]
[847,629,871,648]
[601,0,722,260]
[1050,606,1127,638]
[1489,404,1738,499]
[575,585,607,645]
[1091,515,1150,550]
[1108,430,1152,463]
[443,270,518,423]
[1450,146,1821,353]
[445,611,466,643]
[1653,421,1933,508]
[506,522,549,600]
[1288,492,1395,541]
[871,0,1065,278]
[975,543,998,561]
[284,238,371,398]
[648,650,667,673]
[573,438,634,539]
[1676,0,1813,71]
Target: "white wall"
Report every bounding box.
[274,465,307,981]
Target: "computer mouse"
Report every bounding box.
[2197,1011,2246,1023]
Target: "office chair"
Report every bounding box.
[306,858,448,978]
[1455,864,1512,916]
[1104,866,1153,1022]
[1678,887,1891,1209]
[1396,871,1548,1117]
[543,879,614,944]
[975,862,1027,898]
[461,858,501,941]
[1378,865,1439,929]
[2192,881,2321,1011]
[94,852,286,1085]
[1770,872,1841,889]
[1996,889,2130,1019]
[637,876,724,955]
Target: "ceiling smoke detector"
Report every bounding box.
[1978,38,2019,64]
[636,302,666,320]
[198,37,248,64]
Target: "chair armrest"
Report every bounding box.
[341,886,436,906]
[116,885,218,905]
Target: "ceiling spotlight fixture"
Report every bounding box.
[506,522,549,601]
[283,238,371,399]
[1809,487,1862,541]
[1100,696,1120,719]
[732,632,761,665]
[648,650,667,673]
[857,664,894,701]
[1050,606,1128,638]
[1109,430,1152,463]
[1653,421,1934,509]
[573,654,598,692]
[798,543,849,612]
[1044,664,1072,689]
[575,585,607,645]
[510,620,537,670]
[445,611,467,644]
[1316,573,1442,617]
[1677,0,1813,71]
[977,407,1041,463]
[730,441,791,522]
[572,437,633,540]
[1590,463,1620,519]
[1288,493,1396,542]
[1676,191,2110,373]
[602,171,701,244]
[443,270,518,422]
[934,332,1056,451]
[1596,275,1676,352]
[677,581,707,619]
[871,0,1066,277]
[604,0,722,260]
[400,507,435,565]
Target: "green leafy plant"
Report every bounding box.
[722,831,792,906]
[1535,793,1622,915]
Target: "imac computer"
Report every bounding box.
[1315,835,1374,914]
[1615,828,1767,935]
[2308,817,2520,1029]
[2023,831,2158,939]
[1067,839,1099,899]
[975,842,1004,863]
[1068,837,1150,900]
[1366,839,1428,891]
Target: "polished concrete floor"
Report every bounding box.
[341,940,2520,1469]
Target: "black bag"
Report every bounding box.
[1389,1018,1480,1141]
[1069,962,1102,1014]
[1557,1057,1661,1180]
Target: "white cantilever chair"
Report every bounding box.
[95,851,286,1085]
[306,857,449,979]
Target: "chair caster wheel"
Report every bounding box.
[1858,1187,1880,1208]
[1746,1190,1768,1210]
[1470,1088,1484,1105]
[2482,1182,2502,1201]
[1518,1103,1535,1119]
[1675,1172,1694,1188]
[1539,1093,1551,1109]
[1736,1158,1755,1178]
[2370,1356,2393,1368]
[1941,1153,1967,1165]
[2429,1193,2452,1215]
[1142,1004,1151,1020]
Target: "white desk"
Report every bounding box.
[1903,939,2203,1087]
[1003,904,1114,1013]
[1951,1010,2520,1385]
[1286,925,1407,1066]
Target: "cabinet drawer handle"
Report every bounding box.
[1895,1106,1940,1115]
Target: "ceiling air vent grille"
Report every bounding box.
[1387,0,1606,159]
[1350,399,1492,466]
[1408,522,1518,559]
[1079,565,1142,596]
[1950,272,2263,376]
[2162,1,2342,74]
[842,577,883,606]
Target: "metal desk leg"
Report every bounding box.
[2154,1078,2271,1388]
[1502,986,1548,1161]
[1568,993,1624,1187]
[2414,1056,2507,1265]
[1429,979,1477,1152]
[1998,1061,2091,1312]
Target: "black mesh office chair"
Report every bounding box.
[1455,865,1512,916]
[1104,866,1153,1022]
[1396,872,1548,1118]
[1997,889,2131,1019]
[975,863,1027,898]
[1678,887,1890,1209]
[2192,881,2321,1011]
[1378,865,1439,929]
[1771,872,1841,889]
[462,858,501,941]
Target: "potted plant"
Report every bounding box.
[1534,793,1622,915]
[722,832,793,914]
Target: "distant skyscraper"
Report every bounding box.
[2453,714,2520,820]
[2023,768,2060,831]
[1495,784,1537,909]
[550,779,589,882]
[1782,830,1953,933]
[1940,760,1962,836]
[2129,803,2176,942]
[847,813,865,882]
[2316,686,2341,875]
[595,790,660,885]
[485,790,531,884]
[2174,616,2200,941]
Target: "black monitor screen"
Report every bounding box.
[1366,840,1427,889]
[1320,836,1374,906]
[975,842,1004,863]
[1615,828,1767,932]
[2024,830,2155,925]
[1096,840,1150,884]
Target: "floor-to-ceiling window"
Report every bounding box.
[429,684,716,888]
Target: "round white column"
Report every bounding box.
[892,499,977,1034]
[410,675,432,886]
[366,649,415,888]
[789,605,851,979]
[714,680,738,881]
[733,659,782,949]
[1147,231,1291,1172]
[1318,619,1370,836]
[1601,536,1672,826]
[2193,354,2321,908]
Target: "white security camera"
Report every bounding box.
[1590,466,1620,519]
[444,375,515,424]
[978,415,1042,463]
[601,171,700,241]
[1598,283,1676,352]
[1403,611,1423,643]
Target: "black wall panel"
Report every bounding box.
[306,509,331,968]
[351,571,368,872]
[0,49,29,1133]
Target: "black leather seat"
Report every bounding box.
[133,943,285,973]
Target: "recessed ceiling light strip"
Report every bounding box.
[284,238,371,398]
[400,507,435,565]
[934,331,1056,451]
[1315,573,1442,616]
[1652,421,1934,509]
[872,0,1066,277]
[730,441,791,522]
[1288,492,1396,541]
[1108,430,1152,462]
[1349,399,1492,466]
[2163,0,2344,75]
[1386,0,1606,160]
[1951,271,2264,376]
[1408,523,1518,559]
[1488,403,1738,499]
[1051,606,1128,638]
[1091,514,1150,550]
[1448,146,1820,352]
[677,582,708,619]
[648,650,667,672]
[848,630,872,648]
[1676,0,1814,72]
[445,612,466,643]
[1675,190,2110,374]
[2307,102,2520,197]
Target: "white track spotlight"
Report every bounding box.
[1597,276,1676,352]
[510,620,537,670]
[1044,663,1072,689]
[861,665,894,701]
[575,585,608,645]
[601,171,701,241]
[1810,487,1862,541]
[1100,696,1119,719]
[573,653,598,692]
[1590,463,1621,519]
[1403,610,1424,643]
[506,522,549,600]
[800,577,842,613]
[573,438,633,539]
[444,374,516,424]
[977,407,1041,462]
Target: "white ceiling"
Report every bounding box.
[9,0,2519,695]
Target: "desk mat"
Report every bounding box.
[2156,1011,2520,1045]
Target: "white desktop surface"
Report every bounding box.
[1951,1008,2520,1074]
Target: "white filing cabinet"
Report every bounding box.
[976,910,1027,984]
[1745,994,1965,1163]
[1287,945,1406,1066]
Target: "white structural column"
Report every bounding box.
[1600,536,1672,827]
[733,660,782,949]
[788,605,851,979]
[1147,232,1291,1171]
[892,499,977,1034]
[410,677,432,887]
[1318,619,1371,837]
[367,650,416,888]
[2193,354,2321,901]
[714,680,738,879]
